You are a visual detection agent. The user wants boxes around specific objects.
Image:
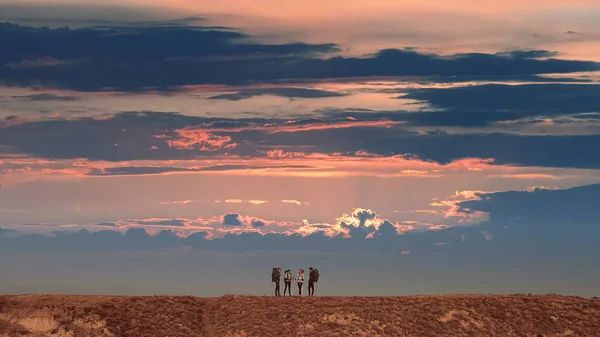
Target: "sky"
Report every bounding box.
[0,0,599,297]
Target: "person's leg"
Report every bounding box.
[287,282,292,296]
[297,282,302,295]
[283,282,288,296]
[308,282,313,296]
[276,281,281,296]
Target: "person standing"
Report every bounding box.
[296,269,305,296]
[272,267,281,296]
[283,269,293,296]
[308,267,318,296]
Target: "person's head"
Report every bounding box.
[278,267,281,271]
[299,268,303,274]
[309,267,313,272]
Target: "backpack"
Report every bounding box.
[271,268,279,282]
[314,269,320,282]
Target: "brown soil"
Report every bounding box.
[1,294,599,336]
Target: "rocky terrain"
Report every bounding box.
[1,294,599,336]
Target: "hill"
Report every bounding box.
[1,294,599,336]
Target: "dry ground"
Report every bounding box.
[1,294,599,336]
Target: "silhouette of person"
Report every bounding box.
[308,267,317,296]
[273,267,281,296]
[296,268,304,296]
[283,269,293,296]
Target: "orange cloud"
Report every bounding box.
[160,200,198,205]
[163,129,237,151]
[427,190,492,226]
[428,224,451,231]
[224,199,268,205]
[281,199,310,206]
[164,120,401,148]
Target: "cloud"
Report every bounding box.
[494,50,559,59]
[1,183,599,254]
[129,219,190,227]
[337,208,381,229]
[399,84,600,126]
[9,94,81,102]
[88,166,199,176]
[456,183,600,226]
[251,220,265,228]
[281,200,309,206]
[0,4,188,28]
[208,88,348,101]
[160,200,198,205]
[84,164,316,176]
[1,22,598,91]
[164,129,237,151]
[222,213,243,227]
[2,110,600,170]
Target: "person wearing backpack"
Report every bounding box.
[283,269,293,296]
[308,267,319,296]
[271,267,281,296]
[296,269,305,296]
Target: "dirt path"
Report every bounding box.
[201,299,215,337]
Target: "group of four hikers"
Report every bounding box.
[271,267,319,296]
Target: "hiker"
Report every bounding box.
[283,269,293,296]
[272,267,281,296]
[296,268,304,296]
[308,267,319,296]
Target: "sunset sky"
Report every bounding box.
[0,0,599,297]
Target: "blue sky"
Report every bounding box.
[0,0,599,296]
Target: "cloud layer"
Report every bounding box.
[2,109,600,169]
[1,22,598,91]
[1,184,598,255]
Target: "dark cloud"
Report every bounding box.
[354,131,600,169]
[208,88,348,101]
[0,4,190,28]
[458,184,600,227]
[494,50,559,59]
[400,84,600,126]
[1,23,598,91]
[386,74,592,84]
[322,83,600,127]
[0,22,334,64]
[0,227,19,237]
[87,164,315,176]
[92,222,119,228]
[9,93,81,101]
[131,219,188,227]
[222,213,243,227]
[251,220,265,228]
